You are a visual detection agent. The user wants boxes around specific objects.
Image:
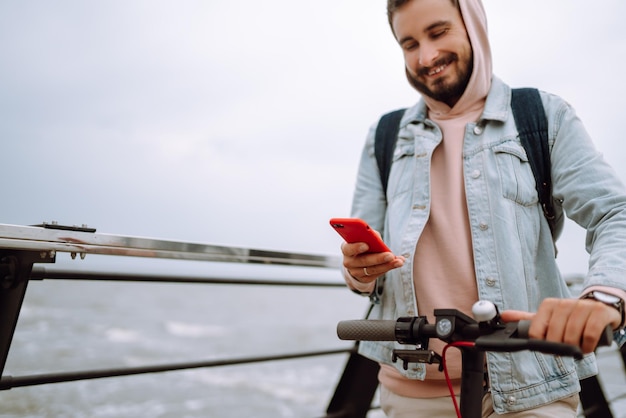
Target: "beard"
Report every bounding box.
[406,53,473,107]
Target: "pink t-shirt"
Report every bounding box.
[378,0,492,398]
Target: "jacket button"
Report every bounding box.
[479,222,488,231]
[473,125,484,135]
[506,396,516,406]
[486,277,496,287]
[471,170,481,179]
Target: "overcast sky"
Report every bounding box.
[1,0,625,277]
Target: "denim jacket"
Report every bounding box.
[351,77,626,413]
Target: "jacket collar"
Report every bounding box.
[480,76,511,123]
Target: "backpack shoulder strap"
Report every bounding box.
[374,109,406,198]
[510,88,556,235]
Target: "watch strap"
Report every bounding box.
[584,291,625,330]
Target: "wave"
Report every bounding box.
[164,320,227,338]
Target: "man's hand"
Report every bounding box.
[501,298,620,353]
[341,241,404,284]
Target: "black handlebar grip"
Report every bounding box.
[517,320,531,339]
[517,320,613,347]
[337,320,397,341]
[597,325,614,347]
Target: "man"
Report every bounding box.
[340,0,626,416]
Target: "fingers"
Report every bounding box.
[501,298,619,353]
[341,242,404,282]
[347,255,404,282]
[340,241,368,257]
[353,257,403,279]
[527,298,618,353]
[500,310,534,323]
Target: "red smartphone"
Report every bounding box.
[329,218,391,253]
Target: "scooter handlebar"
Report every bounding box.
[337,318,613,357]
[337,319,397,341]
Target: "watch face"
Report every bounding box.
[593,291,621,305]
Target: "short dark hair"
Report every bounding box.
[387,0,460,28]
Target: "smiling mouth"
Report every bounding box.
[427,63,447,77]
[418,55,456,79]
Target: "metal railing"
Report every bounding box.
[0,222,379,418]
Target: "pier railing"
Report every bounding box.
[0,222,380,417]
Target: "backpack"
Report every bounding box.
[374,88,556,236]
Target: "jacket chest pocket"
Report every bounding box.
[493,142,539,206]
[387,142,416,200]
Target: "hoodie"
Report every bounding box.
[379,0,494,398]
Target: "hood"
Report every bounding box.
[422,0,492,118]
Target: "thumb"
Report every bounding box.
[500,310,535,323]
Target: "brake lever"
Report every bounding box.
[473,322,583,359]
[474,321,614,360]
[517,320,614,348]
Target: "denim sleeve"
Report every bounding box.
[547,92,626,294]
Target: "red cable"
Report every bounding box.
[442,341,476,418]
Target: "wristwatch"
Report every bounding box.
[583,291,625,330]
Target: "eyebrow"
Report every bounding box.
[397,20,452,46]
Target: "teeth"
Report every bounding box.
[429,65,446,76]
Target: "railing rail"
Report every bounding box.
[0,223,342,267]
[0,348,352,391]
[28,265,347,287]
[0,222,378,418]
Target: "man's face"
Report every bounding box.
[392,0,473,107]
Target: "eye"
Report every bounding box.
[431,28,449,39]
[402,41,419,52]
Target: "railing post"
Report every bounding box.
[0,250,54,376]
[325,344,380,418]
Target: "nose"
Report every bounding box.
[419,42,439,67]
